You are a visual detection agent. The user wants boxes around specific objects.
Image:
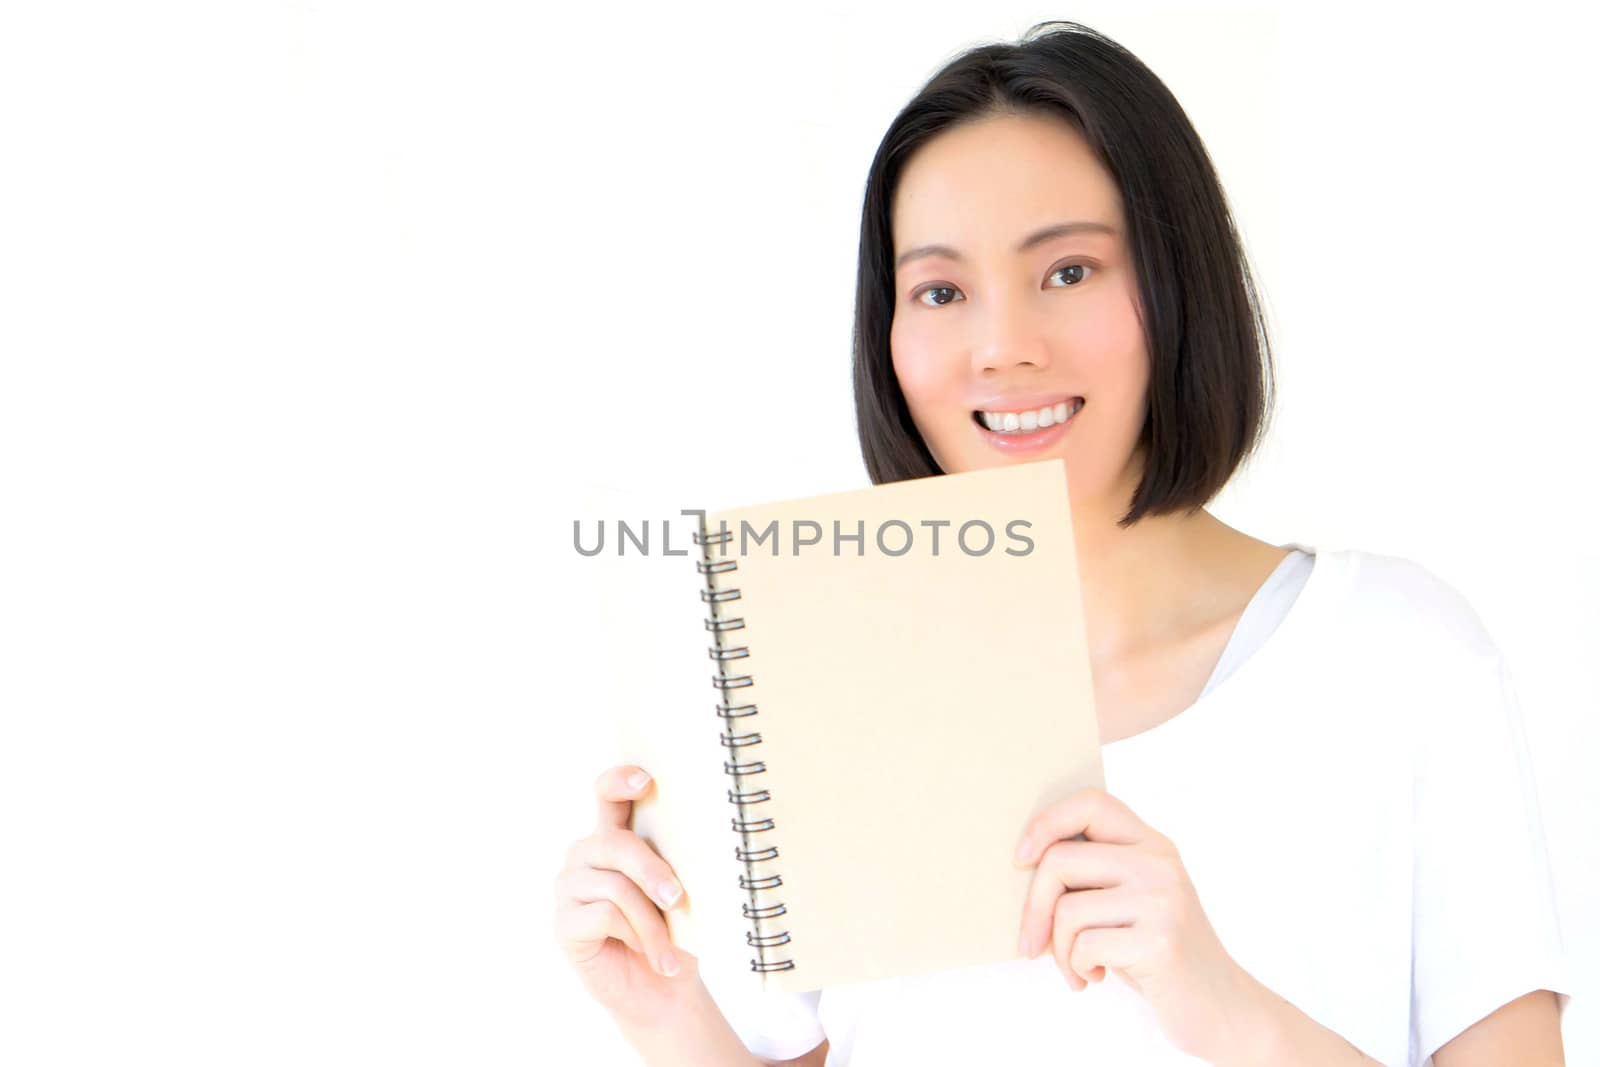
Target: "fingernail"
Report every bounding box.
[1018,930,1032,957]
[628,771,650,791]
[1013,839,1030,864]
[656,880,681,908]
[658,950,679,976]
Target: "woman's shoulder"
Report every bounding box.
[1303,545,1502,669]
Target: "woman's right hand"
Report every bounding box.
[552,764,699,1023]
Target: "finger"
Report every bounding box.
[595,765,654,831]
[572,827,687,914]
[1066,926,1142,992]
[562,866,680,976]
[558,897,644,964]
[1017,841,1129,958]
[1045,888,1138,989]
[1014,787,1151,865]
[1042,838,1173,893]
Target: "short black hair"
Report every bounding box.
[851,20,1276,527]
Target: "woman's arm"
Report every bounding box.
[1432,990,1564,1067]
[1222,970,1383,1066]
[1237,983,1564,1067]
[612,973,767,1067]
[759,1038,829,1067]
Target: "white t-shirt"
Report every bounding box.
[709,545,1573,1066]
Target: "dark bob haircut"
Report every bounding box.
[851,20,1276,528]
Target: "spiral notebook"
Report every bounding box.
[614,457,1104,994]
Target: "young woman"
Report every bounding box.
[552,22,1570,1066]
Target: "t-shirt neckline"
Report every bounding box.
[1101,542,1333,752]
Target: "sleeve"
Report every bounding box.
[705,980,825,1062]
[1410,650,1573,1064]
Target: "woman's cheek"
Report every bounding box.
[890,319,956,402]
[890,334,963,467]
[1062,288,1141,368]
[892,347,941,410]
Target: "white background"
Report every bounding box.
[1,1,1594,1063]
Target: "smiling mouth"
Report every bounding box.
[971,398,1084,434]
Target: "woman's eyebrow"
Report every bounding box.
[895,220,1117,270]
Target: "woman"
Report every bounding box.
[552,21,1570,1065]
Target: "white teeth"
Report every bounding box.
[976,399,1082,435]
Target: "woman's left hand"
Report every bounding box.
[1013,786,1271,1062]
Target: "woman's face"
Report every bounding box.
[889,111,1149,512]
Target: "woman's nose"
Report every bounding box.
[968,294,1053,375]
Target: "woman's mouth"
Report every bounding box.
[971,398,1084,435]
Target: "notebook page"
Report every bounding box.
[583,486,754,991]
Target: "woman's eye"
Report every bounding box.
[912,265,1090,307]
[914,286,963,308]
[1048,263,1093,287]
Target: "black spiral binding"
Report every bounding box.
[693,516,796,976]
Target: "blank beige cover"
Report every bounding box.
[623,457,1103,994]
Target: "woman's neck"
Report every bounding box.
[1072,502,1284,669]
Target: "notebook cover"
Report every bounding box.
[624,458,1103,994]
